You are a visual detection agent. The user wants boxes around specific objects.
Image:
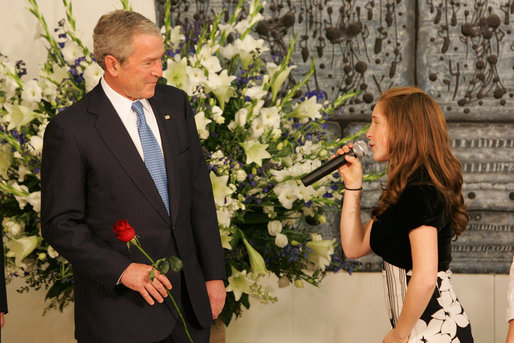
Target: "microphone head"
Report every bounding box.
[353,141,370,158]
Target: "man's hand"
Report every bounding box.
[205,280,226,320]
[0,312,4,328]
[121,263,172,305]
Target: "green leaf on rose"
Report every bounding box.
[149,268,155,281]
[168,256,183,273]
[155,257,170,275]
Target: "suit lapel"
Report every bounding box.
[87,85,171,224]
[149,93,181,226]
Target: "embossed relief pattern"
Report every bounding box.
[418,0,513,120]
[156,0,513,273]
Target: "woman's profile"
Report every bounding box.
[337,87,473,342]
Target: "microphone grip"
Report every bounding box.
[301,151,356,187]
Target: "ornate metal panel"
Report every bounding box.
[417,0,513,121]
[155,0,514,273]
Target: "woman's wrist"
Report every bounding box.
[344,186,362,191]
[392,328,409,343]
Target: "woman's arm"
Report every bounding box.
[384,225,438,343]
[337,144,372,258]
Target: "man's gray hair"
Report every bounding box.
[93,10,161,70]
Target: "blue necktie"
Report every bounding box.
[132,101,170,215]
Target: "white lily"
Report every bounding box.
[2,104,40,131]
[226,266,254,301]
[205,70,236,110]
[6,236,42,266]
[209,171,231,206]
[240,140,271,166]
[194,111,212,140]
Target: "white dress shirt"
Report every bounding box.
[101,77,164,160]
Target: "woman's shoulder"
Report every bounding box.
[397,183,445,213]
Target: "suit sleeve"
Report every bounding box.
[183,93,226,281]
[41,119,131,293]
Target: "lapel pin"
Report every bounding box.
[164,114,171,120]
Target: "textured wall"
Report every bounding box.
[155,0,514,273]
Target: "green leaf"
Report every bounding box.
[168,256,184,273]
[156,258,170,275]
[149,268,155,281]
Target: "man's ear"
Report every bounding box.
[104,55,119,78]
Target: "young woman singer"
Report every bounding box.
[337,87,473,342]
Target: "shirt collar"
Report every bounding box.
[100,77,152,115]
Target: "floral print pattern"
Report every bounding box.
[383,262,473,342]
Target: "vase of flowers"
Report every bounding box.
[0,0,381,328]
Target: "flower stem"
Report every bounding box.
[131,240,194,343]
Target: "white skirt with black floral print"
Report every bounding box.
[382,261,474,342]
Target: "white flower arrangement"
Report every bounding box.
[0,0,383,325]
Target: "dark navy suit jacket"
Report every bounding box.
[41,83,225,343]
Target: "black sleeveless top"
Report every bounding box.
[370,184,453,271]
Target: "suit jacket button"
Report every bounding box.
[172,225,176,230]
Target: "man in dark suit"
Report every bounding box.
[41,10,226,343]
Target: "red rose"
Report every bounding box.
[112,219,135,242]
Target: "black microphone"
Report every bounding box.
[301,141,369,187]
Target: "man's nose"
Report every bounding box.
[152,61,163,77]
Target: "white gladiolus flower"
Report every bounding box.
[298,184,316,201]
[250,117,265,139]
[273,180,301,209]
[271,160,321,182]
[210,105,225,124]
[234,35,268,69]
[0,144,13,178]
[48,63,70,83]
[27,191,41,213]
[201,55,222,74]
[21,79,42,106]
[220,44,238,60]
[234,108,248,127]
[168,26,185,48]
[234,13,264,34]
[216,207,233,229]
[292,96,323,122]
[267,220,282,236]
[240,141,271,167]
[61,41,83,65]
[275,233,288,248]
[245,85,268,100]
[2,218,24,236]
[17,164,31,182]
[29,135,44,154]
[3,76,19,100]
[218,23,236,36]
[266,62,296,101]
[83,62,103,92]
[2,104,39,131]
[259,106,280,130]
[194,111,211,140]
[41,79,58,102]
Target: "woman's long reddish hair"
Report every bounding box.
[371,87,468,238]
